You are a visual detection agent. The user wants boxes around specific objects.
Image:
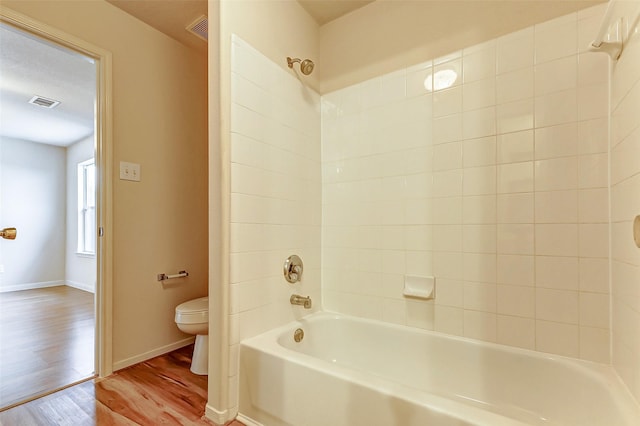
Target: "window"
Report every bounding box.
[77,159,96,255]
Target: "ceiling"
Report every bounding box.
[104,0,374,52]
[0,23,96,147]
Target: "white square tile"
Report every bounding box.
[535,122,578,160]
[497,162,534,193]
[535,157,578,191]
[463,195,497,224]
[406,251,433,277]
[497,255,535,286]
[464,310,497,342]
[433,86,462,117]
[463,78,496,111]
[535,56,577,96]
[496,67,534,104]
[463,136,497,168]
[464,282,497,312]
[534,89,577,128]
[497,193,534,223]
[535,15,577,64]
[382,299,407,325]
[433,169,463,197]
[433,141,463,171]
[463,107,496,140]
[579,292,610,328]
[579,223,609,258]
[433,224,462,252]
[578,84,608,121]
[434,279,464,307]
[578,153,608,189]
[497,130,534,164]
[497,224,535,255]
[611,126,640,184]
[578,52,608,86]
[463,46,496,83]
[405,225,432,251]
[405,198,433,225]
[463,224,497,253]
[463,253,497,283]
[536,288,579,323]
[407,300,435,330]
[463,165,496,196]
[535,224,578,256]
[535,190,578,223]
[497,285,535,318]
[535,256,579,290]
[432,197,462,224]
[580,326,610,363]
[433,251,463,280]
[435,305,464,335]
[497,315,535,349]
[579,257,609,293]
[536,320,579,357]
[433,114,463,144]
[497,27,534,74]
[497,99,534,134]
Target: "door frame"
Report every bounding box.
[0,6,114,377]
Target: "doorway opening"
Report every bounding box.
[0,11,112,410]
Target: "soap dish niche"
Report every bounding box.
[403,275,435,300]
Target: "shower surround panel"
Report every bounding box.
[228,35,322,411]
[321,4,611,362]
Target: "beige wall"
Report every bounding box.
[319,0,604,93]
[3,0,208,368]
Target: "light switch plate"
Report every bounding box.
[120,161,141,182]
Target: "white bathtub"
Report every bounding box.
[239,312,640,426]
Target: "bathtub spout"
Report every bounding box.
[290,294,312,309]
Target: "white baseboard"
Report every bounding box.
[205,404,231,425]
[112,337,195,371]
[236,413,263,426]
[65,280,95,293]
[0,280,64,293]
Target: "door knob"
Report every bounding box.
[0,228,17,240]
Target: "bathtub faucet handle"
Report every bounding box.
[284,255,304,283]
[290,294,312,309]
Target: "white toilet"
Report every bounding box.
[174,296,208,375]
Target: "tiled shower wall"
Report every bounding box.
[229,35,322,409]
[321,4,611,362]
[611,0,640,402]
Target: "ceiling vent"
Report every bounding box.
[28,95,60,109]
[186,15,208,42]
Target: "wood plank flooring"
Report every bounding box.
[0,345,245,426]
[0,286,95,409]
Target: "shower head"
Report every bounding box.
[287,57,314,75]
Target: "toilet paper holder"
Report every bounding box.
[157,270,189,281]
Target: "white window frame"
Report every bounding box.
[77,158,96,256]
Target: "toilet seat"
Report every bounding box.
[175,296,208,324]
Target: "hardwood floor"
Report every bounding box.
[0,345,245,426]
[0,286,95,409]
